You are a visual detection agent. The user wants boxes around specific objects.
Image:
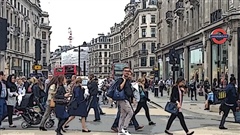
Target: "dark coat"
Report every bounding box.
[54,85,69,119]
[68,85,87,117]
[170,86,183,103]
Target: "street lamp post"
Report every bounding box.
[78,41,87,76]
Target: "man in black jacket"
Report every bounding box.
[86,74,100,122]
[219,76,238,129]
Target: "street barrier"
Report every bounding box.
[213,88,226,104]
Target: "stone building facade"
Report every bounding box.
[0,0,51,77]
[89,34,111,78]
[110,0,158,78]
[156,0,240,85]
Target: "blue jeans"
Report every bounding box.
[112,104,139,129]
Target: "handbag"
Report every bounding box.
[165,102,178,114]
[49,98,55,108]
[54,98,69,104]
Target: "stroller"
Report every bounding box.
[16,93,55,129]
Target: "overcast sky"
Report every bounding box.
[40,0,129,51]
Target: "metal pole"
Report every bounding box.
[78,45,81,76]
[83,61,86,76]
[34,59,38,75]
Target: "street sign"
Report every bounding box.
[210,28,228,44]
[32,65,42,70]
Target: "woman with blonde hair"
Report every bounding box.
[63,77,90,132]
[133,78,155,125]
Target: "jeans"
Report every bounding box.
[135,101,151,122]
[219,104,236,127]
[40,105,53,127]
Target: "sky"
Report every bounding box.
[40,0,129,51]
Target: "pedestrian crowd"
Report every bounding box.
[0,68,240,135]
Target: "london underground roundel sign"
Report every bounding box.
[210,28,228,44]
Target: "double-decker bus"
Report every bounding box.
[54,67,64,76]
[112,63,128,80]
[63,65,79,79]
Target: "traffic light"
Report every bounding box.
[35,39,42,61]
[0,17,9,51]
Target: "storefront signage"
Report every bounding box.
[210,28,228,44]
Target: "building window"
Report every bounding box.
[99,67,102,72]
[211,43,228,84]
[151,43,155,53]
[104,44,107,48]
[43,44,46,53]
[142,29,146,37]
[42,31,46,39]
[151,28,156,37]
[142,43,146,50]
[104,59,107,64]
[150,57,155,66]
[141,57,147,66]
[143,0,146,9]
[43,57,46,65]
[104,52,107,57]
[99,44,102,49]
[151,15,155,23]
[99,52,102,57]
[104,67,108,72]
[189,47,203,80]
[99,59,102,64]
[142,15,146,24]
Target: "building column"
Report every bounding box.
[205,40,211,83]
[228,28,238,78]
[162,54,166,80]
[183,47,188,80]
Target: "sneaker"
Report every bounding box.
[120,128,131,135]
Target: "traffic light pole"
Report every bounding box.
[78,45,81,76]
[34,59,38,75]
[172,61,176,84]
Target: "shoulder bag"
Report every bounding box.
[165,102,178,114]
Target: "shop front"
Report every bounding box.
[188,44,204,82]
[211,41,228,83]
[11,58,22,76]
[164,49,184,80]
[23,60,31,77]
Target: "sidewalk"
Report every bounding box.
[148,91,234,119]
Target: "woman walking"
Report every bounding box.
[133,78,155,125]
[39,76,58,131]
[63,77,90,132]
[0,71,8,130]
[5,74,18,128]
[54,75,70,135]
[165,77,194,135]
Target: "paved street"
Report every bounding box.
[1,95,240,135]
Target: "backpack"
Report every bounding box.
[159,81,164,87]
[107,79,126,101]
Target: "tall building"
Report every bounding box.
[0,0,51,77]
[155,0,239,84]
[40,11,52,76]
[112,0,158,78]
[109,23,122,63]
[89,34,111,78]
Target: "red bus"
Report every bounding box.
[53,67,64,76]
[63,65,80,79]
[112,63,128,80]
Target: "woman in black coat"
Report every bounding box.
[165,77,194,135]
[5,74,18,128]
[63,77,90,132]
[54,75,70,135]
